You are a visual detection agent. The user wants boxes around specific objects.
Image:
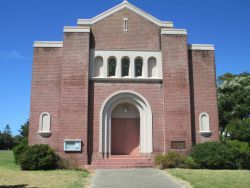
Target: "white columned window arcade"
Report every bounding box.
[91,50,162,80]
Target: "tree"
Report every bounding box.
[4,124,12,135]
[13,120,29,146]
[0,133,15,150]
[19,120,29,138]
[217,72,250,133]
[226,118,250,143]
[0,124,15,150]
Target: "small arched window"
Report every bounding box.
[108,57,116,77]
[148,57,157,78]
[199,112,210,132]
[135,57,143,77]
[123,18,128,32]
[94,56,103,77]
[39,112,51,134]
[122,57,130,77]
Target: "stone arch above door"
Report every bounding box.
[112,103,140,119]
[99,90,153,155]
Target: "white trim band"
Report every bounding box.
[189,44,215,51]
[90,78,162,82]
[34,41,63,48]
[63,26,90,33]
[161,28,187,35]
[77,1,173,27]
[64,139,82,142]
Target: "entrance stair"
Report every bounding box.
[86,155,154,169]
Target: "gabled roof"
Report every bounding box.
[77,0,173,27]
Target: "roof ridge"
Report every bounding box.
[77,1,173,27]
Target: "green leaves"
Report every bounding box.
[226,119,250,143]
[190,142,238,169]
[18,120,29,138]
[217,72,250,133]
[19,144,59,170]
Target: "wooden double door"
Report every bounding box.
[111,118,140,156]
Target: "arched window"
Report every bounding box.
[94,56,103,77]
[148,57,157,78]
[39,112,51,135]
[199,112,210,132]
[135,57,143,77]
[108,57,116,77]
[122,57,130,77]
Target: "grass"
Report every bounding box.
[167,168,250,188]
[0,151,91,188]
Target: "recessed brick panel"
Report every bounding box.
[88,82,165,160]
[161,35,192,151]
[91,8,161,51]
[189,50,219,143]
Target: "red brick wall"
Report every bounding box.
[29,32,90,168]
[189,50,219,143]
[91,8,161,51]
[161,34,193,152]
[29,47,63,155]
[59,32,90,167]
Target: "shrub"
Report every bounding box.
[190,142,238,169]
[155,151,187,169]
[155,154,166,169]
[57,158,71,169]
[19,144,59,170]
[226,118,250,143]
[13,138,28,164]
[227,140,250,169]
[184,157,199,169]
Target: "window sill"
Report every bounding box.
[38,131,52,138]
[90,77,163,83]
[199,131,212,137]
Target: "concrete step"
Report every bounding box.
[92,160,152,165]
[108,155,148,159]
[89,156,154,169]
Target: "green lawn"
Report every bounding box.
[0,151,91,188]
[168,168,250,188]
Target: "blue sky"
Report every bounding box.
[0,0,249,135]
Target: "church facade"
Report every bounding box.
[29,1,219,168]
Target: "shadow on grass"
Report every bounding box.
[0,185,38,188]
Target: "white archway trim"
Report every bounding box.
[99,90,153,155]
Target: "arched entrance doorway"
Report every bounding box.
[99,90,152,157]
[111,103,140,156]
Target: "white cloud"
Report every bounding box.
[0,50,31,61]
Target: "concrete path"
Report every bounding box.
[91,168,184,188]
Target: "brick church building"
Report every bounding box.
[29,0,219,168]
